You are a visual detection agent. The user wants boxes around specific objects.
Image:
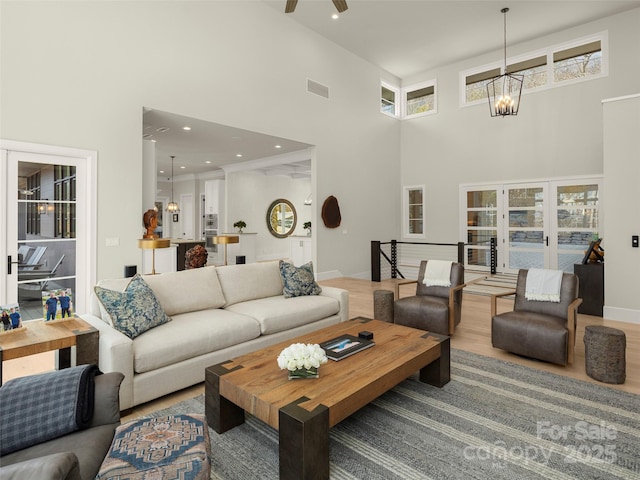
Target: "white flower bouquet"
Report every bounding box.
[277,343,328,379]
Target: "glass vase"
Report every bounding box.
[288,367,319,379]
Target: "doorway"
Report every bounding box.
[1,141,96,319]
[462,177,602,273]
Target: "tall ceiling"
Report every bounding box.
[146,1,640,177]
[264,0,640,79]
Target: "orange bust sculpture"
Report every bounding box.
[143,209,159,239]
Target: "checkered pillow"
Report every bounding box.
[94,274,171,339]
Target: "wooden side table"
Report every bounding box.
[0,317,99,385]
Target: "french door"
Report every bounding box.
[462,177,602,274]
[1,141,96,320]
[504,183,549,272]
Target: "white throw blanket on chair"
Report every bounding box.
[525,268,562,302]
[423,260,452,287]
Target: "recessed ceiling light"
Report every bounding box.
[332,13,339,19]
[183,126,191,131]
[275,145,282,149]
[159,170,165,174]
[205,160,211,164]
[236,154,243,158]
[180,165,186,169]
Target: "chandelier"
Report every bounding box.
[166,155,180,213]
[487,8,523,117]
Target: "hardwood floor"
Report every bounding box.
[3,276,637,423]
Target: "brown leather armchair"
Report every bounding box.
[394,261,466,336]
[491,269,582,365]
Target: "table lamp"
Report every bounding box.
[212,235,239,265]
[138,238,171,275]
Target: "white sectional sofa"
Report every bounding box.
[81,261,349,410]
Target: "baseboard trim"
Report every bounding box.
[603,306,640,325]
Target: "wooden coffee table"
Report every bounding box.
[205,318,450,480]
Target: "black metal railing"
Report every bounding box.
[371,239,497,281]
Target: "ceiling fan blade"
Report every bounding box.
[285,0,298,13]
[332,0,348,13]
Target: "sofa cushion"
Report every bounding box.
[225,294,340,335]
[142,266,225,316]
[94,275,171,339]
[132,309,261,374]
[215,261,283,307]
[279,260,322,298]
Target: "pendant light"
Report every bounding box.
[166,155,180,213]
[487,8,523,117]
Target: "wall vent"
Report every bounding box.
[307,78,329,99]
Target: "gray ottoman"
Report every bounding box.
[373,289,394,323]
[583,325,626,384]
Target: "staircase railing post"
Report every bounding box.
[371,240,381,282]
[490,237,497,274]
[391,239,397,279]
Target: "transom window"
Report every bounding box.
[403,80,437,118]
[381,82,399,117]
[381,80,437,119]
[461,32,607,107]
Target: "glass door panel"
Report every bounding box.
[554,182,601,272]
[6,153,79,321]
[504,184,548,273]
[465,189,498,270]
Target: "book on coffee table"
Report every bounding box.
[320,334,375,361]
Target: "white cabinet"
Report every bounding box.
[204,179,225,218]
[141,244,177,275]
[290,236,312,266]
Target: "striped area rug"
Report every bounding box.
[463,272,518,297]
[147,350,639,479]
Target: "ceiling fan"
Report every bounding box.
[285,0,348,14]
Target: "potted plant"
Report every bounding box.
[303,221,312,236]
[233,220,246,233]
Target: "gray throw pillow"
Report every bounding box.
[279,260,322,298]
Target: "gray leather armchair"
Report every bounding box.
[0,371,124,480]
[394,261,466,336]
[491,269,582,365]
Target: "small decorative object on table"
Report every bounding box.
[303,221,312,236]
[233,220,246,234]
[277,342,327,379]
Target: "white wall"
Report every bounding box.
[225,171,311,260]
[398,8,640,320]
[399,9,640,243]
[0,1,400,281]
[603,94,640,323]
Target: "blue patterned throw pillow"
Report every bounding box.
[94,274,171,339]
[279,260,322,298]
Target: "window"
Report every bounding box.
[461,32,607,107]
[403,185,425,237]
[508,55,547,90]
[403,80,437,118]
[553,40,602,83]
[464,68,500,103]
[54,165,76,238]
[381,82,399,117]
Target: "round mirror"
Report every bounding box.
[267,199,297,238]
